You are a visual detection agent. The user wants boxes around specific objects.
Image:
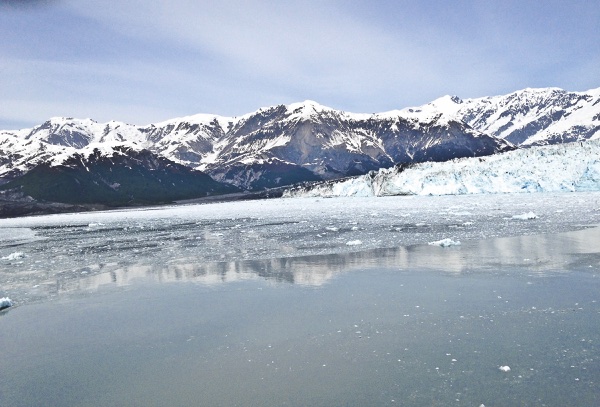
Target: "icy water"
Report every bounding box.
[1,193,600,406]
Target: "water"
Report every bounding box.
[1,193,600,406]
[1,244,599,406]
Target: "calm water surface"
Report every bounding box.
[1,228,599,406]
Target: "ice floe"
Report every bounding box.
[0,297,13,310]
[428,238,461,247]
[1,252,25,261]
[512,212,538,220]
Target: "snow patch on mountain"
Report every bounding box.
[284,139,600,197]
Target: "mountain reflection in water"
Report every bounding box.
[11,226,600,304]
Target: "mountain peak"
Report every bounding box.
[287,100,333,114]
[430,94,464,107]
[398,94,464,120]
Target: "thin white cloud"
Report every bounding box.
[1,0,598,129]
[61,1,463,109]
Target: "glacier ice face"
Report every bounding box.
[285,139,600,198]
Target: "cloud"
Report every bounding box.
[1,0,598,129]
[62,1,465,106]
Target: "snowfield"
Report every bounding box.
[284,139,600,198]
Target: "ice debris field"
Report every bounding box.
[1,191,600,306]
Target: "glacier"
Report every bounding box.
[284,139,600,198]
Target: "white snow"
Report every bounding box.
[499,365,511,372]
[2,252,25,261]
[285,139,600,198]
[428,238,461,247]
[400,87,600,146]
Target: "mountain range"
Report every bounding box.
[0,86,598,212]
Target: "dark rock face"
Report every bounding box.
[209,159,323,191]
[0,147,238,206]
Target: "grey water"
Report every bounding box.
[1,228,600,406]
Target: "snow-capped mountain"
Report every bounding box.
[0,100,512,191]
[0,115,228,180]
[403,87,600,146]
[0,145,238,208]
[283,139,600,198]
[1,86,598,195]
[202,100,512,189]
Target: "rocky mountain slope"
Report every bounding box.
[402,87,600,146]
[0,146,238,207]
[0,101,514,191]
[201,101,512,189]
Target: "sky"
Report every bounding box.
[1,0,599,130]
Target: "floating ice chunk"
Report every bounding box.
[499,365,511,372]
[346,240,362,246]
[512,212,537,220]
[325,227,339,232]
[88,222,104,228]
[2,252,25,261]
[428,238,461,247]
[0,297,13,310]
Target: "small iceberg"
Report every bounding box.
[346,240,362,246]
[0,297,13,311]
[88,222,105,228]
[1,252,25,261]
[428,238,461,247]
[498,365,511,372]
[512,212,537,220]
